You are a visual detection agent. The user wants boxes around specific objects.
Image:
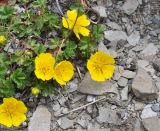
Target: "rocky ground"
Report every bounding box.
[1,0,160,131]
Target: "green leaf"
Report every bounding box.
[10,68,28,89]
[0,79,15,98]
[34,44,47,55]
[92,24,106,41]
[63,41,77,59]
[48,38,60,49]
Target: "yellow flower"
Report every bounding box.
[87,51,115,82]
[62,10,90,39]
[35,53,55,81]
[0,35,6,45]
[53,61,74,85]
[32,87,40,96]
[0,97,27,128]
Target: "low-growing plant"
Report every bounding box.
[0,0,113,99]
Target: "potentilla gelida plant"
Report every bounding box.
[0,2,116,128]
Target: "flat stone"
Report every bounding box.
[28,106,51,131]
[87,122,110,131]
[104,30,127,41]
[98,41,110,54]
[127,31,140,46]
[141,43,158,58]
[122,0,139,15]
[141,104,157,119]
[78,72,118,95]
[57,117,74,130]
[118,77,128,87]
[107,22,122,30]
[142,116,160,131]
[121,86,128,101]
[122,70,136,79]
[93,6,107,17]
[132,68,158,101]
[97,107,120,125]
[133,119,144,131]
[152,58,160,72]
[133,101,145,111]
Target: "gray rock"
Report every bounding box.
[87,95,96,102]
[107,22,122,30]
[142,116,160,131]
[98,41,110,54]
[152,58,160,72]
[104,30,127,41]
[87,122,110,131]
[132,68,158,101]
[28,106,51,131]
[141,104,157,119]
[92,6,107,17]
[141,43,158,58]
[118,77,128,87]
[52,102,60,112]
[133,119,144,131]
[122,0,139,15]
[57,117,74,129]
[133,101,145,111]
[121,86,128,101]
[78,72,118,95]
[67,80,78,92]
[127,31,140,46]
[97,107,120,125]
[122,70,136,79]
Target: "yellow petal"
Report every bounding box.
[54,61,74,85]
[77,15,90,26]
[73,27,80,39]
[87,60,105,81]
[102,65,115,80]
[0,112,12,127]
[79,27,90,36]
[67,10,77,22]
[11,112,26,127]
[62,17,71,29]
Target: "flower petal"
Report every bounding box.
[102,65,115,80]
[62,17,72,29]
[73,27,80,39]
[67,10,77,22]
[77,15,90,26]
[11,112,26,127]
[0,112,12,127]
[53,61,74,85]
[79,27,90,36]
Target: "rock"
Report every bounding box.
[133,119,144,131]
[87,122,110,131]
[122,0,139,15]
[121,86,128,101]
[141,104,157,119]
[152,58,160,72]
[132,68,158,101]
[133,101,145,111]
[142,116,160,131]
[141,43,158,58]
[118,77,128,87]
[78,72,118,95]
[122,70,136,79]
[57,117,74,129]
[127,31,140,46]
[52,102,60,112]
[97,107,120,125]
[87,95,96,102]
[92,6,107,17]
[28,106,51,131]
[104,30,127,41]
[67,80,78,92]
[107,22,122,30]
[98,41,110,54]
